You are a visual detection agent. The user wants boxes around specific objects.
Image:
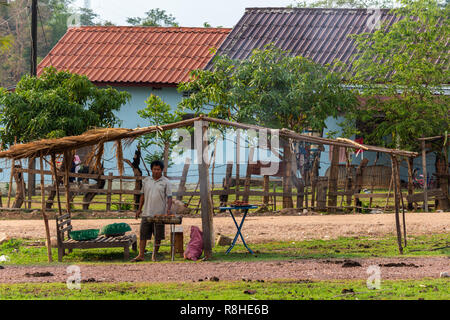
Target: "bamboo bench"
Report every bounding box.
[56,213,137,262]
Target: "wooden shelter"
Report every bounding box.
[0,115,419,259]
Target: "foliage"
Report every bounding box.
[341,0,449,152]
[179,44,358,133]
[126,8,179,27]
[0,0,105,87]
[137,94,184,167]
[0,67,131,146]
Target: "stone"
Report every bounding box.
[48,237,58,248]
[0,232,10,245]
[171,199,191,215]
[216,235,232,246]
[279,208,299,215]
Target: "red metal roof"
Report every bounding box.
[38,26,231,85]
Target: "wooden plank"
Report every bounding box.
[406,189,445,202]
[353,193,391,199]
[57,213,71,221]
[60,225,73,234]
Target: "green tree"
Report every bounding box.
[342,0,449,208]
[179,44,357,208]
[179,44,357,133]
[127,8,179,27]
[137,94,183,173]
[0,67,131,146]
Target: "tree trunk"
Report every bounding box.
[12,164,25,208]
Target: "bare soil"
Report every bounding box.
[0,257,448,284]
[0,212,448,284]
[0,212,448,242]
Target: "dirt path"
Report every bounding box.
[0,212,448,242]
[0,257,448,284]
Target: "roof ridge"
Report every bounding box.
[244,7,392,12]
[68,26,232,32]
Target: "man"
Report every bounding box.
[131,160,172,262]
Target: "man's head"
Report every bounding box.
[151,160,164,179]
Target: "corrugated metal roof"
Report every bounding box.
[38,26,231,85]
[210,7,401,67]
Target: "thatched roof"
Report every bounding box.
[0,115,418,159]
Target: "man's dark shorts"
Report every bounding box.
[140,218,165,241]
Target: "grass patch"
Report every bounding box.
[0,233,448,266]
[0,278,447,300]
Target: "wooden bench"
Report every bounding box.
[56,213,137,262]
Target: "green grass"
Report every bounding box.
[1,233,448,266]
[0,278,447,300]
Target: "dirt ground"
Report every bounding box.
[0,212,448,242]
[0,257,448,284]
[0,212,448,284]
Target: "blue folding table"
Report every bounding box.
[219,205,258,255]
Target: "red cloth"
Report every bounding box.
[184,226,203,261]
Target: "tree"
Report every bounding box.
[0,67,131,146]
[342,0,449,208]
[179,44,358,208]
[127,8,179,27]
[179,44,357,133]
[137,94,183,175]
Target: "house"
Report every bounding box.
[209,7,448,178]
[37,26,231,177]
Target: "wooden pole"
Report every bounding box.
[263,175,270,205]
[398,159,407,247]
[391,155,403,254]
[198,121,214,258]
[384,171,394,212]
[327,145,340,213]
[7,159,14,208]
[235,129,240,201]
[40,153,52,262]
[421,140,429,212]
[51,154,64,259]
[407,157,414,211]
[243,147,255,203]
[106,172,113,211]
[177,158,190,201]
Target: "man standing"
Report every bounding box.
[131,160,172,262]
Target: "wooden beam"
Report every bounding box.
[40,153,52,262]
[421,140,429,212]
[198,121,214,259]
[391,155,403,255]
[327,145,340,213]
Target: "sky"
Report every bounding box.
[71,0,297,27]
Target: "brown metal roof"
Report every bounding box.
[38,26,231,85]
[209,7,401,68]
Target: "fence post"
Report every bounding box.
[327,146,340,213]
[106,172,113,211]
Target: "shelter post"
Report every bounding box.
[391,155,403,254]
[197,120,214,258]
[40,152,52,262]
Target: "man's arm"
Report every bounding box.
[136,194,145,219]
[166,197,173,216]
